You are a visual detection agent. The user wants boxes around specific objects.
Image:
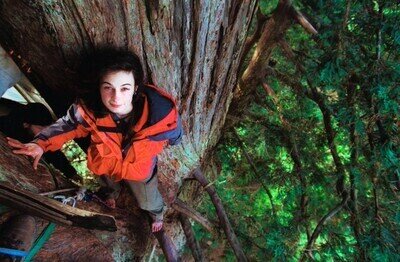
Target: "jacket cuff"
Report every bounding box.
[32,138,48,152]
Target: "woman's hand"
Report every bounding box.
[7,137,44,170]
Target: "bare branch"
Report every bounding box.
[179,214,206,262]
[291,9,318,35]
[192,168,248,262]
[0,183,116,231]
[240,7,269,66]
[300,192,350,261]
[230,0,294,120]
[172,198,214,232]
[232,128,276,215]
[153,230,180,262]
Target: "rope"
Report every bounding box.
[24,189,86,261]
[53,187,87,208]
[0,247,28,257]
[53,195,77,207]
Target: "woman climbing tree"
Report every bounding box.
[7,47,183,233]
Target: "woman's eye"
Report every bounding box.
[121,87,130,92]
[102,86,112,90]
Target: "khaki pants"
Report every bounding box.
[99,167,165,222]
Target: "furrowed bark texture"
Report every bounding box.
[0,0,258,260]
[0,0,256,197]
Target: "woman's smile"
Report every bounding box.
[99,71,136,117]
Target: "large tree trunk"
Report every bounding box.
[0,0,257,260]
[0,135,152,260]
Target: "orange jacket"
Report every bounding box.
[35,85,183,182]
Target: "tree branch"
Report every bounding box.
[0,183,116,231]
[346,77,367,260]
[300,192,350,261]
[240,7,269,67]
[278,40,347,197]
[260,79,310,239]
[228,0,294,123]
[179,214,206,262]
[192,168,248,262]
[172,198,214,232]
[290,8,318,35]
[153,230,180,262]
[232,128,276,215]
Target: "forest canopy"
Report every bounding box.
[193,0,400,261]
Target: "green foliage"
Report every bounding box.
[61,140,99,190]
[259,0,279,15]
[195,0,400,260]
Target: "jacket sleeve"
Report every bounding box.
[167,115,183,145]
[34,104,91,152]
[149,114,183,145]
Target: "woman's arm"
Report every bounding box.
[34,103,91,152]
[7,103,91,169]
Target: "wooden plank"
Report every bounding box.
[0,183,117,231]
[0,195,69,224]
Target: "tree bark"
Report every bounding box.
[153,230,180,262]
[0,135,150,261]
[0,183,116,231]
[0,215,36,261]
[179,214,206,262]
[230,0,293,118]
[0,0,258,259]
[0,0,257,197]
[227,0,316,129]
[240,7,268,67]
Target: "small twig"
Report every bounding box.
[232,129,276,215]
[39,188,78,196]
[291,8,318,35]
[300,192,349,261]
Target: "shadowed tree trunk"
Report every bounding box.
[0,0,258,260]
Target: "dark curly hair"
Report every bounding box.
[76,47,144,118]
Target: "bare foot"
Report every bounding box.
[152,221,163,233]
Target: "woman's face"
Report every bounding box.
[99,70,136,117]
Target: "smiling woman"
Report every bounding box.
[7,48,183,236]
[99,71,135,117]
